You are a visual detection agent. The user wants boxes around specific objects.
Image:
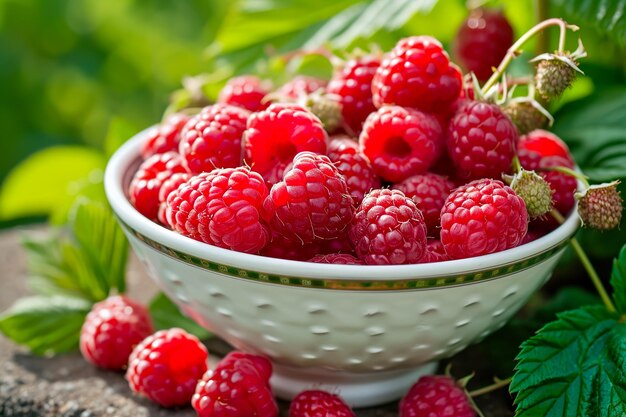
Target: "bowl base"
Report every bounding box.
[271,361,438,408]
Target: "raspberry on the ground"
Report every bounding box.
[262,151,354,244]
[179,104,250,174]
[393,173,455,237]
[141,113,191,159]
[453,8,514,81]
[327,55,380,135]
[359,106,443,182]
[80,295,153,370]
[308,253,363,264]
[129,152,188,221]
[400,375,476,417]
[289,390,355,417]
[192,351,278,417]
[327,136,380,205]
[126,328,208,407]
[446,100,517,181]
[372,36,462,113]
[440,179,528,259]
[217,75,270,112]
[349,188,427,265]
[165,167,270,253]
[243,103,328,184]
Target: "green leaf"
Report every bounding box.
[511,305,626,417]
[0,296,91,355]
[549,0,626,47]
[0,146,105,220]
[553,88,626,183]
[611,245,626,314]
[149,292,212,340]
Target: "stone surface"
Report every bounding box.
[0,226,514,416]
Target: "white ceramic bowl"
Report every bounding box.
[105,128,580,407]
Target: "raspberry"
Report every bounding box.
[372,36,462,113]
[126,328,208,407]
[129,152,188,221]
[244,103,328,184]
[540,157,578,216]
[141,113,191,159]
[518,129,573,162]
[576,181,623,230]
[502,100,549,135]
[349,189,427,265]
[422,240,449,263]
[327,55,380,134]
[447,100,517,181]
[192,351,277,417]
[179,104,250,174]
[399,375,475,417]
[535,55,578,100]
[260,232,325,261]
[327,137,380,204]
[165,167,270,253]
[453,8,514,81]
[300,91,343,133]
[393,173,455,237]
[217,75,270,112]
[308,253,363,264]
[262,152,353,244]
[289,390,355,417]
[509,169,553,219]
[275,76,327,99]
[80,296,153,370]
[359,106,443,182]
[440,179,528,259]
[157,172,190,226]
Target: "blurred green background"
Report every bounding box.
[0,0,624,257]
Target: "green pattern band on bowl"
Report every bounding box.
[122,221,569,291]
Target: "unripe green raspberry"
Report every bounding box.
[510,169,553,218]
[575,180,623,230]
[502,101,549,135]
[535,58,577,100]
[302,92,342,133]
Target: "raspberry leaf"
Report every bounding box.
[551,0,626,47]
[149,292,212,340]
[0,295,91,355]
[610,245,626,314]
[511,305,626,417]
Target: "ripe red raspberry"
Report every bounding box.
[192,351,277,417]
[157,172,191,226]
[349,189,427,265]
[165,167,270,253]
[393,173,455,237]
[327,137,380,204]
[217,75,270,112]
[359,106,443,182]
[179,104,250,174]
[422,240,449,263]
[129,152,188,221]
[440,179,528,259]
[519,129,573,162]
[327,55,380,134]
[447,100,517,181]
[275,75,327,99]
[262,152,353,244]
[453,8,514,81]
[372,36,462,113]
[541,157,578,216]
[260,232,325,261]
[126,328,208,407]
[400,375,475,417]
[289,390,355,417]
[308,253,363,264]
[80,296,153,370]
[141,113,191,159]
[244,103,328,184]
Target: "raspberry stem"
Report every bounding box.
[545,166,591,188]
[467,377,513,397]
[550,209,617,312]
[481,18,578,95]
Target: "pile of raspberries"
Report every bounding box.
[128,34,576,265]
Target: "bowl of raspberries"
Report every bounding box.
[105,34,580,407]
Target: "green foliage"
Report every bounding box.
[611,245,626,313]
[149,292,212,340]
[550,0,626,47]
[0,296,91,355]
[511,305,626,417]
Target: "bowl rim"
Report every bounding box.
[104,127,580,288]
